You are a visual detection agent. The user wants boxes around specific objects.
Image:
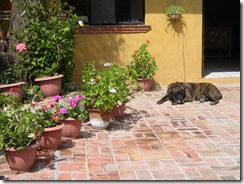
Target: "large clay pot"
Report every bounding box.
[4,141,39,171]
[35,74,63,98]
[88,109,112,130]
[138,78,153,92]
[111,103,126,119]
[0,81,25,102]
[60,118,82,139]
[39,123,64,151]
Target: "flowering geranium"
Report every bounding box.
[80,61,138,113]
[54,94,87,120]
[16,43,27,53]
[31,99,61,128]
[127,40,158,79]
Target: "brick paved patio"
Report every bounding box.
[0,83,240,181]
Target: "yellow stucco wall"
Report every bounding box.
[72,0,239,87]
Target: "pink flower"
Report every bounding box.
[76,94,86,100]
[41,106,47,111]
[47,100,56,108]
[67,97,77,107]
[59,108,67,114]
[53,95,62,101]
[16,43,26,53]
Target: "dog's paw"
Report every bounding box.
[156,100,163,104]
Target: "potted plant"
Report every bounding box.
[0,95,43,171]
[127,40,158,91]
[0,44,26,101]
[54,94,87,139]
[23,84,44,103]
[12,0,79,97]
[81,61,134,129]
[164,4,184,20]
[32,100,64,151]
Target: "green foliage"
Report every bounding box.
[0,94,20,111]
[22,84,44,103]
[0,101,43,150]
[164,5,184,16]
[13,0,79,84]
[127,41,158,79]
[80,61,136,113]
[0,61,26,85]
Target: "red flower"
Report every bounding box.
[52,115,58,121]
[134,56,137,60]
[94,77,99,82]
[146,40,150,43]
[134,50,137,53]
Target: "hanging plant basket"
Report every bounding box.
[169,14,181,20]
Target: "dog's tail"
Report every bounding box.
[156,95,169,104]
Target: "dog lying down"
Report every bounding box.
[157,82,223,105]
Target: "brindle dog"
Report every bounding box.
[157,82,223,105]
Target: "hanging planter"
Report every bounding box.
[35,74,63,98]
[164,4,184,21]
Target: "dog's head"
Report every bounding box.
[168,82,186,105]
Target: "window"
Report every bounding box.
[62,0,145,25]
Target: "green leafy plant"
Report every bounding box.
[23,84,44,103]
[127,40,158,79]
[164,4,184,16]
[13,0,79,84]
[54,94,87,120]
[0,46,26,85]
[80,61,135,113]
[0,101,43,150]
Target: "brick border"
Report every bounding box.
[78,25,151,34]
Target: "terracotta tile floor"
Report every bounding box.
[0,83,240,181]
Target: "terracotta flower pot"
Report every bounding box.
[60,118,82,139]
[35,74,63,98]
[0,81,25,102]
[111,103,126,119]
[39,123,64,151]
[4,141,39,171]
[88,109,112,130]
[138,78,153,91]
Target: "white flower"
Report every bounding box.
[117,101,123,106]
[89,79,96,85]
[126,96,132,100]
[27,133,34,138]
[109,88,117,93]
[104,62,111,67]
[78,21,84,27]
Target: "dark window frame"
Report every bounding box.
[62,0,151,34]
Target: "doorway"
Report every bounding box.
[203,0,240,78]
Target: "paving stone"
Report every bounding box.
[0,84,240,181]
